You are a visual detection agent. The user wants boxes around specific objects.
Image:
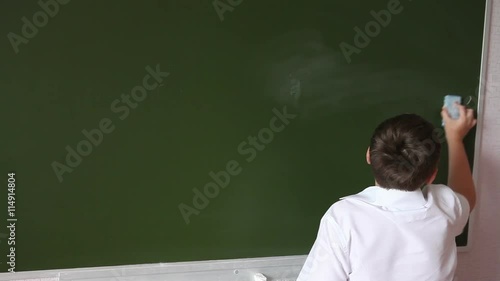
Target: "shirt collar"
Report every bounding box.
[340,186,428,211]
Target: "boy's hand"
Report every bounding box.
[441,103,477,143]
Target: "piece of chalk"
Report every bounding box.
[442,95,462,126]
[254,273,267,281]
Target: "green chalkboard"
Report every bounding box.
[0,0,484,272]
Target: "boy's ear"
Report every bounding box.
[426,168,438,184]
[366,147,371,165]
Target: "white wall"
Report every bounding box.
[456,0,500,280]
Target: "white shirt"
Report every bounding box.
[297,184,470,281]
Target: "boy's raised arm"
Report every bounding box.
[441,104,477,210]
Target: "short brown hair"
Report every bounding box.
[369,114,441,191]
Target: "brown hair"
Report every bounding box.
[369,114,441,191]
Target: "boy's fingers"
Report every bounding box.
[441,107,451,121]
[466,108,474,119]
[457,103,467,119]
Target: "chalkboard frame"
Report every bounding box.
[456,0,492,252]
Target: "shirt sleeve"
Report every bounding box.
[452,192,471,236]
[297,214,351,281]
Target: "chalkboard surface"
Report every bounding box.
[0,0,484,272]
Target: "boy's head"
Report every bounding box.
[367,114,441,191]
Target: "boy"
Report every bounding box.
[297,104,477,281]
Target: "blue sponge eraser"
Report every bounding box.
[442,95,462,126]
